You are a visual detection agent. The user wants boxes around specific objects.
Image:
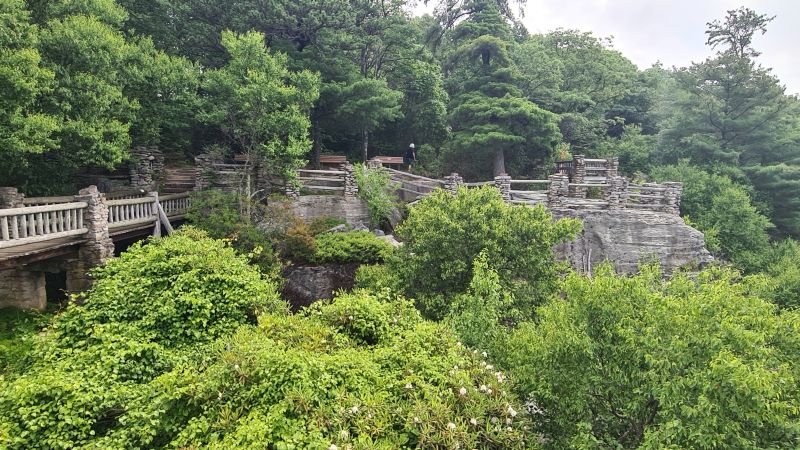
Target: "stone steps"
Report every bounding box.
[162,167,197,193]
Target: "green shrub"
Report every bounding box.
[282,220,317,261]
[354,164,399,227]
[0,309,52,377]
[354,264,403,294]
[312,231,394,264]
[60,227,286,349]
[502,264,800,449]
[91,292,534,449]
[308,290,420,345]
[0,229,287,450]
[395,186,581,320]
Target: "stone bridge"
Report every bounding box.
[0,186,191,310]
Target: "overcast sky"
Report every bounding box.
[414,0,800,95]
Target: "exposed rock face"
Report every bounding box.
[552,208,713,274]
[282,263,359,311]
[291,195,371,228]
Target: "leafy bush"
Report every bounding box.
[395,186,581,319]
[281,219,317,261]
[501,264,800,449]
[311,231,394,264]
[354,264,403,294]
[749,239,800,309]
[0,229,287,449]
[89,292,534,449]
[0,309,52,377]
[354,164,399,227]
[61,227,286,349]
[652,163,773,268]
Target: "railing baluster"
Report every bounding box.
[35,213,43,236]
[1,217,8,241]
[43,212,50,234]
[11,216,19,239]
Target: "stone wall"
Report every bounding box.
[291,195,371,228]
[553,208,713,275]
[0,268,46,310]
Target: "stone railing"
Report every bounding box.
[414,172,682,215]
[0,201,88,248]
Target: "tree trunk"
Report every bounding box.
[311,117,322,169]
[362,128,369,162]
[493,148,506,177]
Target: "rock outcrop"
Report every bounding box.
[282,263,359,310]
[553,208,713,274]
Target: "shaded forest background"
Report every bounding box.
[2,0,800,268]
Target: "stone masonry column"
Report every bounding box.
[443,173,463,195]
[367,159,383,170]
[570,154,587,198]
[66,186,115,294]
[606,156,619,178]
[662,182,683,215]
[0,187,25,208]
[547,175,569,208]
[494,174,512,201]
[341,163,358,198]
[603,176,628,209]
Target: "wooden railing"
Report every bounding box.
[298,169,346,193]
[383,167,444,199]
[0,190,193,250]
[0,202,88,249]
[107,196,156,229]
[161,192,191,218]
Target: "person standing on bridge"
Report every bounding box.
[404,143,416,172]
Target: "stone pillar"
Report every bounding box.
[194,153,221,191]
[494,174,512,201]
[606,157,619,178]
[367,159,383,170]
[603,176,628,209]
[663,182,683,215]
[443,173,463,195]
[547,175,569,207]
[129,146,164,189]
[0,268,47,310]
[570,154,587,198]
[0,187,25,209]
[341,163,358,198]
[66,186,114,293]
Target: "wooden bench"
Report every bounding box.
[371,156,405,168]
[319,155,348,167]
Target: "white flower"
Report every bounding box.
[491,416,498,424]
[413,416,421,424]
[405,383,413,390]
[487,388,493,395]
[486,364,494,370]
[459,387,467,396]
[506,426,513,432]
[506,418,512,425]
[482,351,488,358]
[480,361,487,367]
[367,413,373,419]
[456,341,462,347]
[233,364,240,370]
[469,418,478,426]
[348,315,353,320]
[453,365,459,370]
[507,406,518,417]
[479,384,488,392]
[329,445,338,450]
[339,430,350,440]
[217,391,223,400]
[447,422,456,430]
[350,406,359,414]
